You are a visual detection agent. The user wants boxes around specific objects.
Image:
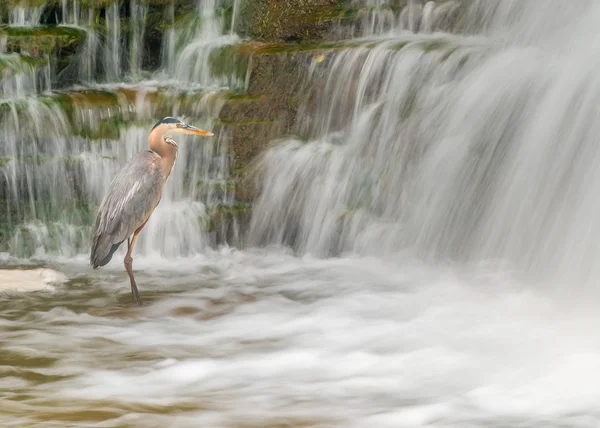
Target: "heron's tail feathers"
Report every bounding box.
[90,233,125,269]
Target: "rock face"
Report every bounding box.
[219,0,358,203]
[238,0,344,43]
[220,49,312,199]
[219,0,467,216]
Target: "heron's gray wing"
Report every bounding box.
[90,151,164,268]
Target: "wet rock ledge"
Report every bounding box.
[221,0,466,204]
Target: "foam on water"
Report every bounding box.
[1,250,600,426]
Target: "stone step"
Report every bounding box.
[0,86,225,140]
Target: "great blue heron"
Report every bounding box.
[90,117,214,305]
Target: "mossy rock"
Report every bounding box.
[205,201,252,245]
[238,0,351,43]
[217,48,316,184]
[207,44,250,88]
[0,25,86,38]
[0,53,48,73]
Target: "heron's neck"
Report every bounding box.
[149,134,178,181]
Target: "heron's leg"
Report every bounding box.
[124,221,148,305]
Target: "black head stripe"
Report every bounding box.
[152,117,182,130]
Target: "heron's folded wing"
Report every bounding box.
[91,151,164,261]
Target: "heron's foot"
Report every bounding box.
[130,280,143,306]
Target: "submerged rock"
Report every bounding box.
[0,268,67,292]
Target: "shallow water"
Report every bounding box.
[1,250,599,427]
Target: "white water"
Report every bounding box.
[349,0,462,36]
[104,2,121,82]
[129,0,149,80]
[2,250,600,426]
[164,0,241,88]
[9,5,45,26]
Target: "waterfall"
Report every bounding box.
[129,0,149,80]
[58,2,100,84]
[248,0,600,287]
[161,0,176,73]
[104,2,121,82]
[5,0,598,282]
[347,0,462,37]
[167,0,240,88]
[9,4,45,26]
[0,1,238,258]
[230,0,241,35]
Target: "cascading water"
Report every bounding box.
[0,1,236,258]
[129,0,149,80]
[2,1,600,427]
[9,4,45,26]
[347,0,462,36]
[163,0,241,88]
[104,2,121,81]
[249,0,600,287]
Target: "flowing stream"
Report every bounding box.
[2,1,600,426]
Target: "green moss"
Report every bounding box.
[1,24,83,62]
[250,39,357,55]
[0,53,48,74]
[204,201,253,239]
[72,117,125,142]
[0,25,86,38]
[211,202,252,216]
[216,118,274,126]
[207,43,249,86]
[223,93,266,102]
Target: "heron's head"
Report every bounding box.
[150,117,214,141]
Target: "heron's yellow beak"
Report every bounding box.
[171,123,214,137]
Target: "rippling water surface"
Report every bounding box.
[2,251,600,427]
